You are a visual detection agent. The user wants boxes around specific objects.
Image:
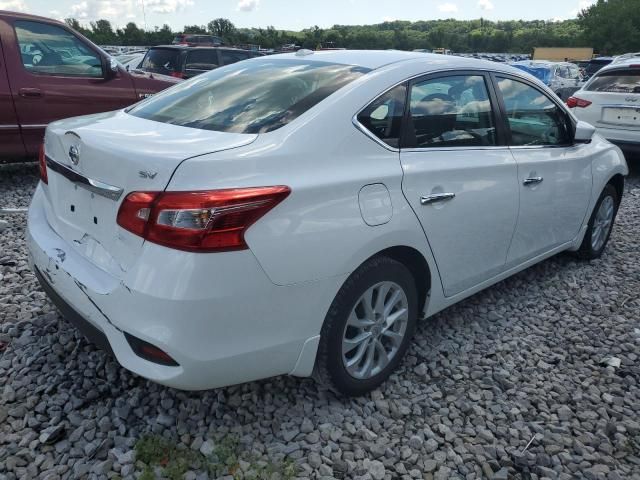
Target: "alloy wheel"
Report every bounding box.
[591,195,615,252]
[341,281,409,379]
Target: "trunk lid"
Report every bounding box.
[43,110,257,278]
[576,91,640,131]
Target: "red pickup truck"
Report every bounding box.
[0,11,180,162]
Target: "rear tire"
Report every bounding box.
[576,184,619,260]
[313,256,418,396]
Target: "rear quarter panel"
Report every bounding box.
[166,62,443,297]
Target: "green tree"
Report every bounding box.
[207,18,236,41]
[182,25,207,34]
[579,0,640,54]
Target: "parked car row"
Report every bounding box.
[137,44,263,79]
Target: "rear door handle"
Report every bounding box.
[523,177,543,186]
[19,88,42,98]
[420,192,456,205]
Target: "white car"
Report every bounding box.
[28,51,628,396]
[568,59,640,154]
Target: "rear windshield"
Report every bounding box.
[587,70,640,93]
[128,59,370,134]
[140,48,181,75]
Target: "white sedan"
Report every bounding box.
[567,58,640,155]
[28,50,628,396]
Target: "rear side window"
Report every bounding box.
[587,70,640,93]
[185,50,218,70]
[496,77,572,146]
[357,84,406,148]
[129,59,370,134]
[141,48,181,75]
[407,75,496,148]
[14,20,102,77]
[220,50,251,65]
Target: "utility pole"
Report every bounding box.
[140,0,147,30]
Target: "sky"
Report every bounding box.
[0,0,597,31]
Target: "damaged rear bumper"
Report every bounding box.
[26,184,331,390]
[33,265,114,356]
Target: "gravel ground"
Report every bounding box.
[1,161,639,480]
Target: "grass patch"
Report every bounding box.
[135,435,201,480]
[135,434,297,480]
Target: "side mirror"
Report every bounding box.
[574,120,596,144]
[104,56,119,79]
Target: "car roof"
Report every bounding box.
[266,49,526,73]
[0,9,67,25]
[151,45,246,51]
[596,57,640,74]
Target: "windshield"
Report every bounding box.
[587,70,640,93]
[140,48,181,75]
[128,59,370,134]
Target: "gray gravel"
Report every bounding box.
[1,161,640,480]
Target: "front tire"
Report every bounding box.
[577,184,619,259]
[314,256,418,396]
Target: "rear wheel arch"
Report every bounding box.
[607,174,624,206]
[368,245,432,314]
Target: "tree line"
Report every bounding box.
[66,0,640,55]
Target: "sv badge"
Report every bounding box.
[138,170,158,179]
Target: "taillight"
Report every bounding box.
[566,96,592,108]
[38,143,48,184]
[116,186,290,252]
[170,71,185,79]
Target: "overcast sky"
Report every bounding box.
[0,0,596,31]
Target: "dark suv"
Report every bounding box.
[172,34,223,46]
[139,45,262,79]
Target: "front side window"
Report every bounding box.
[407,75,497,148]
[496,77,572,146]
[15,21,102,77]
[356,84,406,148]
[129,59,370,134]
[587,70,640,93]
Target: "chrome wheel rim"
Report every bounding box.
[591,195,615,251]
[342,281,409,380]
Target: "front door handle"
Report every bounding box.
[420,192,456,205]
[19,88,42,98]
[523,176,543,186]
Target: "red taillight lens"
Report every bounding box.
[170,71,185,79]
[38,143,48,184]
[117,186,290,252]
[566,96,592,108]
[116,191,159,236]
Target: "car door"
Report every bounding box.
[492,74,593,266]
[0,34,25,158]
[399,71,519,297]
[0,18,137,155]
